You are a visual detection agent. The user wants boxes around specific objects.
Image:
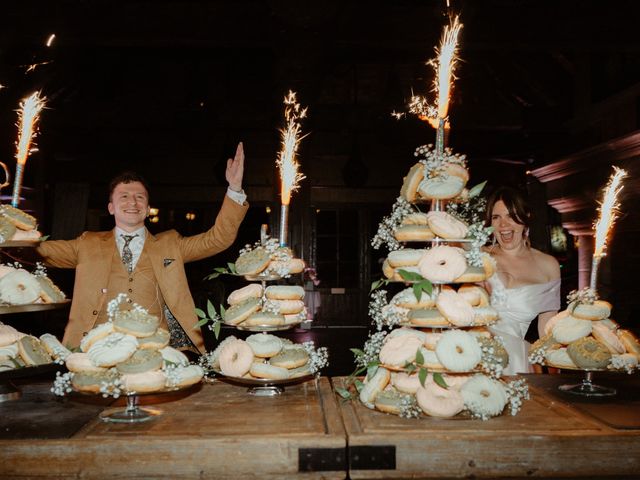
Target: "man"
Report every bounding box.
[37,143,248,353]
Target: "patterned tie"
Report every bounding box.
[121,234,137,273]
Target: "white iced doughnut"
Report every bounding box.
[435,330,482,372]
[0,342,19,359]
[379,335,423,367]
[390,371,422,394]
[423,332,442,350]
[87,332,138,367]
[121,370,167,393]
[218,339,254,377]
[472,306,499,326]
[267,299,305,315]
[65,352,107,373]
[545,347,577,369]
[570,300,612,321]
[401,212,429,225]
[167,364,204,388]
[80,322,115,352]
[460,374,508,418]
[418,175,465,200]
[387,327,428,343]
[416,383,465,418]
[426,211,468,239]
[407,308,448,327]
[436,289,474,327]
[418,346,445,369]
[543,310,569,336]
[39,333,71,361]
[249,361,290,380]
[227,283,263,305]
[159,346,190,367]
[418,246,467,283]
[592,322,625,354]
[264,285,305,300]
[400,163,424,202]
[244,312,286,326]
[428,373,471,391]
[443,162,470,183]
[245,333,283,358]
[552,316,592,344]
[394,225,435,242]
[391,288,436,309]
[387,249,426,268]
[0,269,41,305]
[0,323,24,347]
[359,367,391,409]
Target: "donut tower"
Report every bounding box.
[529,167,638,394]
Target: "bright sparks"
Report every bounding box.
[429,15,463,120]
[593,166,628,258]
[276,90,307,206]
[46,33,56,47]
[15,91,46,166]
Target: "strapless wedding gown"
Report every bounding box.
[488,274,560,375]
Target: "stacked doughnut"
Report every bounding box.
[400,157,469,204]
[0,204,42,243]
[385,285,498,329]
[223,284,307,328]
[0,264,66,305]
[361,327,511,419]
[0,323,70,371]
[529,299,639,372]
[205,334,312,381]
[234,241,305,278]
[65,311,203,394]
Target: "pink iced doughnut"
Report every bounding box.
[390,371,422,394]
[218,339,254,377]
[418,245,467,283]
[379,335,423,367]
[435,330,482,372]
[436,289,474,327]
[427,373,471,391]
[416,382,465,418]
[458,285,490,307]
[426,211,468,239]
[227,283,263,305]
[423,332,442,350]
[592,322,625,354]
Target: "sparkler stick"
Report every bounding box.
[11,91,46,207]
[589,166,628,291]
[276,91,307,246]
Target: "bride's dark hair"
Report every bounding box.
[485,186,531,228]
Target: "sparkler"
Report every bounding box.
[276,90,307,246]
[11,91,46,207]
[46,34,56,47]
[589,166,628,291]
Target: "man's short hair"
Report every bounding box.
[108,171,150,201]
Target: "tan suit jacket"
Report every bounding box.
[37,195,248,352]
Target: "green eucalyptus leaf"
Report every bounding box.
[405,363,416,373]
[220,304,226,319]
[335,386,352,399]
[350,348,365,358]
[398,269,425,282]
[468,180,487,198]
[204,272,220,281]
[415,348,424,366]
[366,364,379,380]
[40,235,50,241]
[417,280,433,296]
[207,300,216,319]
[412,283,423,302]
[354,379,364,392]
[418,367,428,387]
[213,320,221,339]
[433,372,448,389]
[194,317,209,328]
[194,308,206,319]
[228,263,237,274]
[370,279,384,292]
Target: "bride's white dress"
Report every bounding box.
[488,274,560,375]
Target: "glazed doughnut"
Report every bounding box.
[65,352,106,373]
[436,289,474,327]
[382,259,395,279]
[0,323,24,347]
[567,337,611,369]
[418,175,465,200]
[407,308,448,327]
[264,285,305,300]
[426,211,468,239]
[400,162,424,202]
[418,245,467,283]
[288,363,312,378]
[401,212,429,225]
[167,364,204,388]
[416,383,465,418]
[359,366,391,409]
[460,374,508,418]
[394,224,435,242]
[379,335,423,367]
[245,333,283,358]
[113,309,161,338]
[71,370,120,394]
[35,276,66,303]
[0,342,19,360]
[159,346,190,367]
[543,310,569,336]
[387,327,428,343]
[443,162,470,184]
[244,311,286,327]
[545,347,577,369]
[457,253,496,282]
[374,389,410,415]
[570,300,612,321]
[39,333,71,361]
[592,322,625,354]
[0,219,16,244]
[269,347,309,369]
[218,339,254,377]
[116,349,164,374]
[284,311,306,325]
[610,353,638,371]
[224,297,261,325]
[391,288,435,309]
[87,332,138,367]
[435,330,482,372]
[387,249,426,268]
[266,258,305,275]
[476,337,509,371]
[458,285,490,307]
[227,283,263,305]
[0,204,37,230]
[618,330,640,359]
[552,316,592,344]
[391,371,422,394]
[249,361,289,380]
[137,328,170,350]
[267,299,305,315]
[419,346,445,370]
[17,336,52,366]
[0,269,41,305]
[80,322,115,352]
[10,228,41,241]
[121,370,167,394]
[472,306,499,326]
[235,247,271,276]
[530,333,561,355]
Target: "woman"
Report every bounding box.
[484,186,560,374]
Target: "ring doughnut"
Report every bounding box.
[65,352,106,373]
[379,335,423,367]
[224,297,261,325]
[0,204,37,230]
[359,366,391,409]
[618,329,640,359]
[436,290,474,327]
[400,163,424,202]
[244,311,286,327]
[552,316,592,344]
[266,299,305,315]
[245,333,283,358]
[249,361,289,380]
[391,371,422,394]
[394,225,434,242]
[80,322,115,352]
[0,218,17,243]
[269,347,309,369]
[610,353,638,371]
[387,327,428,343]
[387,249,427,268]
[416,383,465,418]
[227,283,263,305]
[418,175,465,200]
[264,285,305,300]
[407,308,448,327]
[428,373,471,391]
[567,337,611,369]
[17,336,52,366]
[391,288,436,309]
[167,364,204,388]
[545,347,576,369]
[543,310,569,336]
[113,309,161,338]
[426,211,468,239]
[235,247,271,276]
[218,338,254,377]
[87,332,138,367]
[472,306,499,326]
[266,258,305,276]
[121,370,167,394]
[374,389,411,415]
[570,300,612,321]
[460,374,508,418]
[39,333,71,361]
[71,370,120,394]
[592,322,625,354]
[435,330,482,372]
[418,245,467,283]
[0,323,24,347]
[159,346,190,367]
[0,269,41,305]
[418,346,445,369]
[137,328,170,350]
[35,276,66,304]
[443,162,470,183]
[458,285,490,307]
[116,349,164,374]
[401,212,429,225]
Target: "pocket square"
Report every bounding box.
[163,258,175,267]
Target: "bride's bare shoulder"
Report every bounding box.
[531,248,560,279]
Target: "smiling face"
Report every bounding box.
[491,199,527,251]
[108,181,150,231]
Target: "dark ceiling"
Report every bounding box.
[1,0,640,196]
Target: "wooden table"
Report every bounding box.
[0,377,346,479]
[333,373,640,479]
